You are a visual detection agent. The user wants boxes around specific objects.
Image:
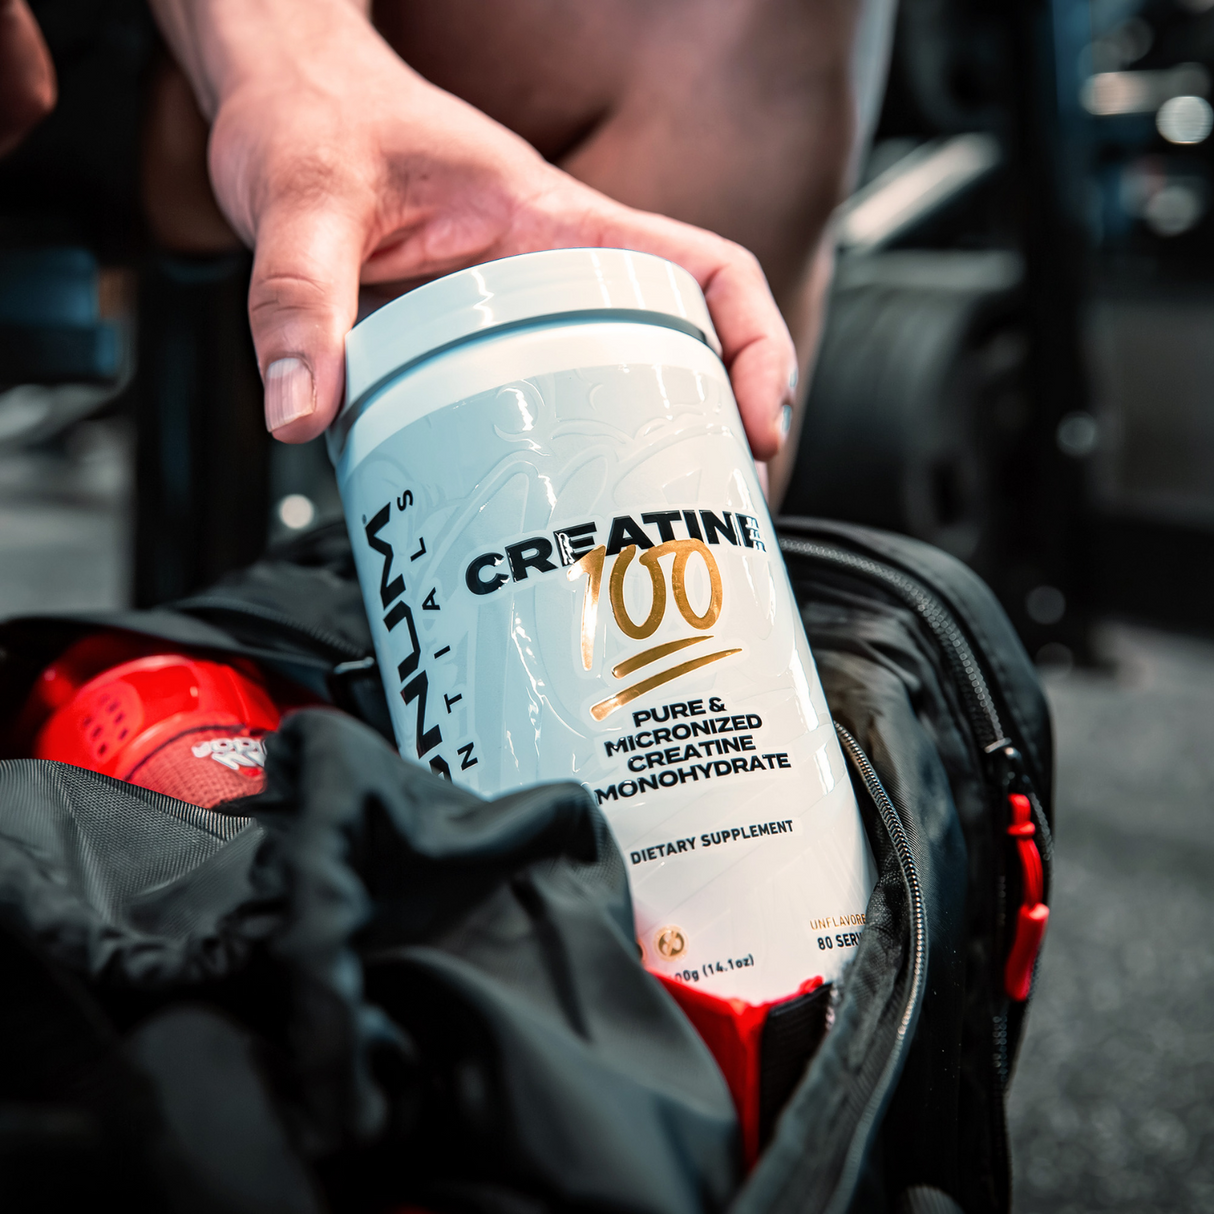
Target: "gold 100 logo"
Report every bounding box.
[569,540,741,722]
[463,507,767,722]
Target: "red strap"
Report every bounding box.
[1004,793,1049,1000]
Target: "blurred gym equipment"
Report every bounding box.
[790,0,1214,658]
[133,251,267,605]
[788,0,1094,662]
[0,2,334,605]
[784,248,1021,569]
[2,0,1213,649]
[0,247,132,448]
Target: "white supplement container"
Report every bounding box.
[329,249,875,1004]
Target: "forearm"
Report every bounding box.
[147,0,374,119]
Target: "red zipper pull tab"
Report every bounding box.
[1004,792,1049,1001]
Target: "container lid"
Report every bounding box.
[340,248,721,422]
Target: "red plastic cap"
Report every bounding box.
[33,651,281,807]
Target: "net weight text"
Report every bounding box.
[669,953,756,984]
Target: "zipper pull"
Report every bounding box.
[1003,791,1049,1001]
[986,744,1050,1001]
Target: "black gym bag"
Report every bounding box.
[0,517,1051,1214]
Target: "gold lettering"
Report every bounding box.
[612,635,709,678]
[571,537,728,687]
[591,648,742,721]
[656,539,722,630]
[609,544,666,640]
[568,545,606,670]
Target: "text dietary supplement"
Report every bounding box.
[330,249,875,1004]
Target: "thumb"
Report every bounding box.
[249,202,363,443]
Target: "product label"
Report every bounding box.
[340,360,875,1002]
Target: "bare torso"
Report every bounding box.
[373,0,858,305]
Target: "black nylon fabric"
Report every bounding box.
[0,523,391,747]
[0,910,325,1214]
[757,983,832,1148]
[806,627,973,1210]
[247,709,741,1213]
[779,519,1052,804]
[0,518,1049,1214]
[0,761,262,985]
[0,916,167,1212]
[732,771,914,1214]
[126,1006,325,1214]
[0,710,742,1214]
[771,521,1051,1214]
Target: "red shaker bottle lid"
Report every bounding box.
[33,650,281,807]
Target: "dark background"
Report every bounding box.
[1,2,1212,1210]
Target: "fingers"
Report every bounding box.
[696,245,799,462]
[592,207,798,461]
[248,200,364,443]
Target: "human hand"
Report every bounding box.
[152,0,797,459]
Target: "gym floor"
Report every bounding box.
[1008,629,1214,1214]
[1,421,1211,1213]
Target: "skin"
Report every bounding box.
[8,0,867,503]
[147,0,868,502]
[0,0,56,159]
[372,0,858,502]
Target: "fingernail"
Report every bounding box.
[788,367,799,392]
[779,403,793,437]
[265,357,315,431]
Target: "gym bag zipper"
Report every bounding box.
[826,724,927,1214]
[780,539,1007,751]
[736,724,924,1214]
[778,535,1053,1067]
[778,537,1053,912]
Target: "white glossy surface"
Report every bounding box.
[337,290,874,1004]
[343,248,719,409]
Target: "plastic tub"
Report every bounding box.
[330,248,874,1002]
